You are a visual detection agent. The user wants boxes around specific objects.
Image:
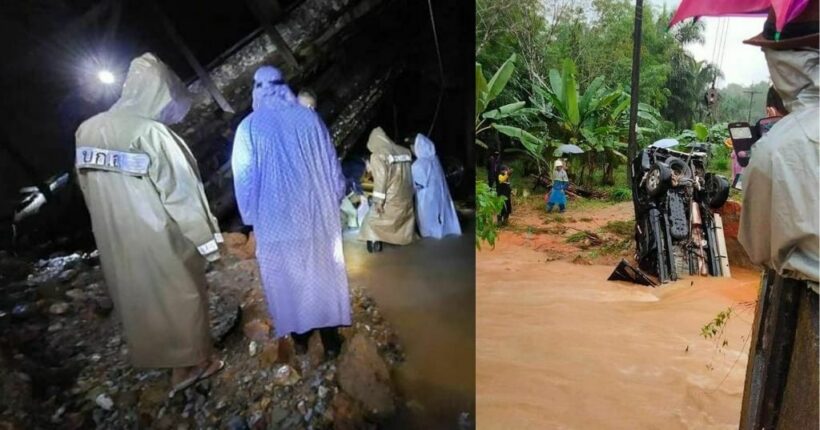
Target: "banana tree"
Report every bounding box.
[532,58,662,184]
[476,53,548,172]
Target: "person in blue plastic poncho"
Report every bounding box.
[231,66,351,359]
[546,159,568,213]
[411,134,462,239]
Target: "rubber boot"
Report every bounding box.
[291,331,312,355]
[319,327,344,359]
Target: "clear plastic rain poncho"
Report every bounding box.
[739,48,819,282]
[232,66,351,337]
[74,53,221,368]
[411,134,461,238]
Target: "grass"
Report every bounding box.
[566,231,588,243]
[601,238,632,255]
[608,187,632,202]
[602,220,634,238]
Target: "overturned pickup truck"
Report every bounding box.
[629,142,731,283]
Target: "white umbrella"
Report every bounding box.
[553,144,584,156]
[650,138,679,149]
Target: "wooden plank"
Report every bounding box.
[245,0,300,71]
[740,272,816,429]
[147,0,235,114]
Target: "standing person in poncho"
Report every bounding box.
[232,66,351,357]
[411,134,461,238]
[547,159,569,213]
[75,53,224,395]
[358,127,416,252]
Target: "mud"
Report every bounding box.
[477,201,760,429]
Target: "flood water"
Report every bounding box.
[343,225,476,429]
[477,240,761,429]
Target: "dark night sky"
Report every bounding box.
[0,0,475,208]
[0,0,268,191]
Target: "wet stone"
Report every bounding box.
[93,297,113,317]
[11,303,33,319]
[64,289,86,301]
[49,302,70,315]
[336,334,395,420]
[58,269,79,284]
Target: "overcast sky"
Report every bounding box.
[652,0,770,87]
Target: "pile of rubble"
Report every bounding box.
[0,232,404,429]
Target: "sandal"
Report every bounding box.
[197,359,226,382]
[168,367,206,398]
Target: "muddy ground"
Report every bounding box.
[477,193,760,429]
[0,233,406,430]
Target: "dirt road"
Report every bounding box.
[476,201,760,429]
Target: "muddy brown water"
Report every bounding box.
[477,239,760,429]
[343,227,476,429]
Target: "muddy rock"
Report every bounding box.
[259,342,280,367]
[58,269,79,284]
[64,289,86,302]
[272,364,300,386]
[49,302,70,315]
[11,303,33,319]
[223,232,257,260]
[93,297,113,317]
[330,392,368,430]
[209,293,240,343]
[242,319,271,343]
[336,334,395,420]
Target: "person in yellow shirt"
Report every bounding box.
[496,166,512,225]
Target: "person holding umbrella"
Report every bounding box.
[546,159,569,213]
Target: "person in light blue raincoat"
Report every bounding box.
[231,66,351,358]
[546,159,568,213]
[411,134,461,239]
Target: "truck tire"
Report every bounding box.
[665,157,693,182]
[645,161,672,198]
[705,173,730,209]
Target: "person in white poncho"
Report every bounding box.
[411,134,461,238]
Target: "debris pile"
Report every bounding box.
[0,233,404,429]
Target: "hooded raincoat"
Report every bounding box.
[74,53,222,368]
[358,128,416,245]
[548,166,569,207]
[411,134,461,238]
[739,48,819,282]
[232,66,351,337]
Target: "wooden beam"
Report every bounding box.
[148,0,235,114]
[245,0,300,71]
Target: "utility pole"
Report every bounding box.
[627,0,644,184]
[744,89,761,122]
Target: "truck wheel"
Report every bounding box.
[705,174,730,208]
[665,157,693,182]
[645,162,672,198]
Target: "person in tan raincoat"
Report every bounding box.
[74,53,224,393]
[358,127,415,252]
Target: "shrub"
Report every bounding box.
[476,181,507,250]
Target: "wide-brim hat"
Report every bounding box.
[743,0,819,49]
[554,159,564,168]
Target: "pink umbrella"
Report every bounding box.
[669,0,811,36]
